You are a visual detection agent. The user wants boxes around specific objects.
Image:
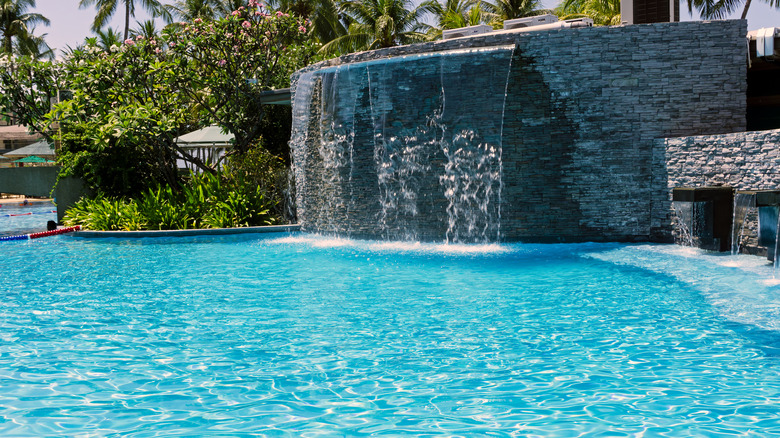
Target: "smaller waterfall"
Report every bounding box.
[670,187,733,252]
[672,201,698,247]
[731,192,755,254]
[775,211,780,278]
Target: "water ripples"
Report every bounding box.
[1,236,780,435]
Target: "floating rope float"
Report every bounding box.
[0,225,81,242]
[0,210,57,218]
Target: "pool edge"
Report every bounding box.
[71,224,301,238]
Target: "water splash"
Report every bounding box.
[440,131,502,243]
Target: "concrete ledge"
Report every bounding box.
[72,224,301,238]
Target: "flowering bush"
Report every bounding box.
[0,0,319,198]
[164,2,319,154]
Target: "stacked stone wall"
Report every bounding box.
[292,20,748,242]
[660,128,780,251]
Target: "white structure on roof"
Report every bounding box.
[175,125,234,171]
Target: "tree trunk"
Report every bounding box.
[3,33,12,54]
[741,0,752,20]
[124,0,131,40]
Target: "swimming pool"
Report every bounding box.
[2,234,780,435]
[0,200,57,237]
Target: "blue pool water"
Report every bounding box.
[2,234,780,436]
[0,200,57,237]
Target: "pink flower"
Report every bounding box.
[242,20,251,28]
[136,35,144,40]
[155,48,161,54]
[124,38,135,45]
[194,18,203,23]
[150,39,157,46]
[218,59,227,66]
[298,25,306,33]
[232,10,240,16]
[275,11,283,16]
[248,0,258,5]
[255,10,262,15]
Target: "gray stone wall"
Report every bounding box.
[292,20,748,242]
[660,128,780,251]
[663,129,780,190]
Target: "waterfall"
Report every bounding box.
[731,192,755,254]
[289,45,516,242]
[290,71,316,225]
[672,201,695,247]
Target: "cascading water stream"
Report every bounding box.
[731,192,755,255]
[290,45,516,243]
[672,201,696,247]
[289,71,316,223]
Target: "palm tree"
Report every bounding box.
[265,0,347,44]
[213,0,245,16]
[483,0,548,22]
[320,0,432,55]
[14,31,52,59]
[130,19,158,39]
[555,0,620,25]
[0,0,49,55]
[164,0,220,21]
[93,27,123,50]
[687,0,779,20]
[427,0,490,39]
[78,0,171,41]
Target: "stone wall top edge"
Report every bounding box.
[662,127,780,143]
[293,19,746,79]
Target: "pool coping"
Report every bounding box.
[71,224,301,238]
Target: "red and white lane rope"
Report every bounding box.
[0,225,81,242]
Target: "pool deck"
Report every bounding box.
[72,224,301,238]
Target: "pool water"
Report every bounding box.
[2,234,780,436]
[0,200,57,237]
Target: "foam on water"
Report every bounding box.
[268,234,511,255]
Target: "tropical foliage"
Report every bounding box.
[319,0,431,55]
[426,0,484,37]
[555,0,620,25]
[0,53,60,133]
[483,0,548,22]
[0,1,316,199]
[0,0,50,58]
[78,0,171,40]
[62,158,284,230]
[686,0,778,20]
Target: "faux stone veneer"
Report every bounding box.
[659,128,780,251]
[291,20,748,242]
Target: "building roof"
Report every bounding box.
[2,139,55,158]
[175,125,234,146]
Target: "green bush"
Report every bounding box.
[63,165,281,231]
[63,197,145,231]
[139,186,193,230]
